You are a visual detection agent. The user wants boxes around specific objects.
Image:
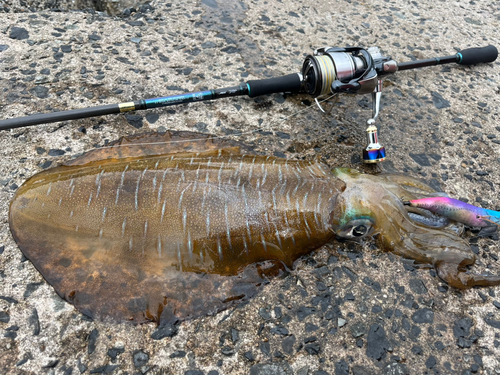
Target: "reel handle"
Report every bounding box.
[457,45,498,65]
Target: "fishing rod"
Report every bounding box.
[0,45,497,163]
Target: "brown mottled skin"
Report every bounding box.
[9,132,500,325]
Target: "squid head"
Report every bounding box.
[330,168,500,289]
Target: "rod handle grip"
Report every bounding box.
[458,45,498,65]
[246,73,302,98]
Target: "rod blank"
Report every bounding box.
[0,85,249,131]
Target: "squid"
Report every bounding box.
[9,131,500,325]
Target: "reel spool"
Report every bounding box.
[301,47,380,96]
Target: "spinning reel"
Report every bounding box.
[302,47,396,163]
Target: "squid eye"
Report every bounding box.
[352,225,367,237]
[336,218,374,240]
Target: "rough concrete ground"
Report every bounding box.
[0,0,500,374]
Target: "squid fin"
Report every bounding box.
[64,130,254,166]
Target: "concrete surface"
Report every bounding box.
[0,0,499,374]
